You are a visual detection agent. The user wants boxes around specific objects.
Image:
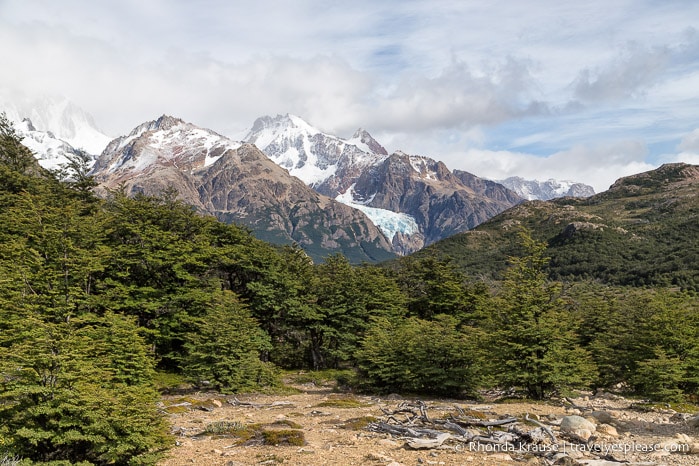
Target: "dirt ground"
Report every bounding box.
[158,381,699,466]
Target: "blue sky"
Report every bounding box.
[1,0,699,191]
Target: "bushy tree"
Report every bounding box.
[0,149,170,463]
[394,254,480,321]
[488,229,596,399]
[356,315,483,396]
[632,348,685,402]
[578,287,699,398]
[0,312,170,464]
[307,255,407,369]
[182,290,279,393]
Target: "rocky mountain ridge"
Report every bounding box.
[91,115,395,263]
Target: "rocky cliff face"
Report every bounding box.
[91,115,395,263]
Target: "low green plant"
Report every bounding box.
[261,429,305,446]
[341,416,378,430]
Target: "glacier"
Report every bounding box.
[336,186,418,241]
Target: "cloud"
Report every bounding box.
[678,128,699,153]
[361,58,548,133]
[440,140,654,193]
[573,42,670,103]
[1,0,699,191]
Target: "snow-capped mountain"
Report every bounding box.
[497,176,595,200]
[1,91,111,171]
[1,91,111,155]
[244,114,389,197]
[245,114,523,254]
[11,117,86,171]
[91,115,394,263]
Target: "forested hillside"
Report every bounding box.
[1,114,697,464]
[413,162,699,291]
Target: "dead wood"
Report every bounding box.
[369,401,560,456]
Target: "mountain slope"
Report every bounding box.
[413,163,699,290]
[91,115,395,263]
[245,114,523,254]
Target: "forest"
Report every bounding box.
[1,114,698,464]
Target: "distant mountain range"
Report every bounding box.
[496,176,595,200]
[2,94,601,260]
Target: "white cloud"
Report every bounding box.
[440,140,654,193]
[573,42,670,103]
[678,128,699,153]
[1,0,698,189]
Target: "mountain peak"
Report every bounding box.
[249,113,316,135]
[92,116,239,176]
[244,114,390,189]
[349,128,388,156]
[153,114,185,130]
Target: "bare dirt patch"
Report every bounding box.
[158,384,699,466]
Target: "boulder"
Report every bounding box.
[560,415,596,441]
[596,424,618,438]
[589,411,614,424]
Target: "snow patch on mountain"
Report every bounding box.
[408,155,438,180]
[337,185,418,240]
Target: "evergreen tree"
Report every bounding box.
[307,255,407,369]
[488,229,596,399]
[0,311,170,464]
[632,348,685,402]
[394,255,477,321]
[357,315,483,396]
[0,153,170,463]
[182,290,278,393]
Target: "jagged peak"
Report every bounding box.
[349,128,388,156]
[250,113,314,131]
[21,117,36,132]
[142,114,186,133]
[115,115,187,145]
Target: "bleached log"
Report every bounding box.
[407,433,451,449]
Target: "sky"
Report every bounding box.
[2,0,699,192]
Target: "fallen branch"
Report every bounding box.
[450,416,518,427]
[525,413,557,444]
[407,432,451,450]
